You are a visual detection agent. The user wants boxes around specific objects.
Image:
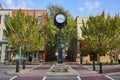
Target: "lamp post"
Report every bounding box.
[54,13,67,64]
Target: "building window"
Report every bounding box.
[0,16,1,24]
[5,15,9,22]
[2,30,6,40]
[38,16,42,25]
[0,44,1,51]
[0,44,1,61]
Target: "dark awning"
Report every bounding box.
[0,41,8,44]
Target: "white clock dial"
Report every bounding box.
[56,14,66,23]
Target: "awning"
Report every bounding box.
[0,40,8,44]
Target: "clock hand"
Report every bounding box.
[58,18,63,21]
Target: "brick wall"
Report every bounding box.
[12,9,48,24]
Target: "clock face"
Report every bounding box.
[55,14,66,23]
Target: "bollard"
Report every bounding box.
[99,62,103,73]
[80,54,82,65]
[22,59,26,69]
[16,59,19,72]
[93,61,95,70]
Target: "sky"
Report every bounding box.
[0,0,120,18]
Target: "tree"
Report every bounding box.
[81,12,120,62]
[44,4,77,61]
[5,10,45,55]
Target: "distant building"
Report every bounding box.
[0,4,48,63]
[0,5,12,63]
[12,9,48,24]
[0,4,3,9]
[76,16,120,64]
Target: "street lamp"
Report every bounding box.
[54,13,67,64]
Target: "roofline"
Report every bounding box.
[75,16,89,21]
[0,9,47,12]
[76,16,89,18]
[0,9,12,11]
[12,9,47,11]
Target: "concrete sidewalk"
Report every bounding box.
[83,64,120,75]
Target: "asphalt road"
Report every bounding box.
[0,64,38,80]
[83,65,120,80]
[0,64,15,80]
[0,64,120,80]
[110,75,120,80]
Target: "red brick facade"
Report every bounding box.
[11,9,48,62]
[12,9,48,24]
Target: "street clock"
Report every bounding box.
[54,13,67,29]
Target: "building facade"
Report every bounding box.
[0,5,12,63]
[76,16,120,64]
[0,4,48,63]
[12,9,48,63]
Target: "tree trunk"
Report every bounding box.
[67,38,77,62]
[45,45,57,62]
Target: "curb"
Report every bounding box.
[6,69,31,76]
[6,64,43,76]
[9,64,42,80]
[103,72,120,76]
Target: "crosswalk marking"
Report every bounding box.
[42,76,81,80]
[9,76,18,80]
[105,75,114,80]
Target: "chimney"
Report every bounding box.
[0,4,3,9]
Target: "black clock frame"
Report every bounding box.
[54,13,67,29]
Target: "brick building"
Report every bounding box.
[12,9,48,24]
[0,4,48,63]
[12,9,48,62]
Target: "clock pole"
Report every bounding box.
[54,13,67,64]
[58,28,63,63]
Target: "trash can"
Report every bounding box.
[118,60,120,64]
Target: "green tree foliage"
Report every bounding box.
[5,10,45,54]
[81,11,120,56]
[44,4,77,61]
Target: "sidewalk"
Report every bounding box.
[71,64,111,80]
[10,62,113,80]
[83,64,120,75]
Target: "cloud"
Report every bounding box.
[5,0,13,6]
[2,0,33,9]
[78,1,100,12]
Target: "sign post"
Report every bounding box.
[54,13,67,64]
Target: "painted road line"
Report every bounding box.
[105,75,115,80]
[50,65,54,70]
[42,76,47,80]
[9,76,18,80]
[77,76,81,80]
